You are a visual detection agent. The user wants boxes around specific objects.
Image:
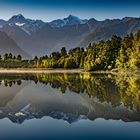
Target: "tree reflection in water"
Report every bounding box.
[0,73,139,112]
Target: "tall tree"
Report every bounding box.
[17,55,22,61]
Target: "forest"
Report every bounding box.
[0,30,140,71]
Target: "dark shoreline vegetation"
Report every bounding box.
[0,73,140,112]
[0,30,140,71]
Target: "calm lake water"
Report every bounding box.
[0,73,140,140]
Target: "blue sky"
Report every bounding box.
[0,0,139,21]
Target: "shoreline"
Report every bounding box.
[0,68,139,75]
[0,69,85,74]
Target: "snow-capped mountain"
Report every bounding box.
[8,14,26,23]
[49,15,88,28]
[0,14,88,33]
[7,14,45,35]
[0,14,140,58]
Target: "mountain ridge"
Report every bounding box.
[0,14,140,58]
[0,31,31,58]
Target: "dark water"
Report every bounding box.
[0,73,140,140]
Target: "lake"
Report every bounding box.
[0,72,140,140]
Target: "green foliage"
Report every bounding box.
[84,32,139,71]
[60,47,67,56]
[2,73,139,111]
[17,55,22,61]
[0,31,139,70]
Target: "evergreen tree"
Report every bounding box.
[61,47,67,57]
[17,55,22,61]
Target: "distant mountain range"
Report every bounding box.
[0,14,140,58]
[49,15,88,28]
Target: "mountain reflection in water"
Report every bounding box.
[0,73,139,124]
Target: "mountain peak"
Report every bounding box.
[8,14,26,23]
[49,15,88,28]
[15,14,24,18]
[122,17,137,22]
[67,14,78,19]
[11,14,25,19]
[65,15,82,21]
